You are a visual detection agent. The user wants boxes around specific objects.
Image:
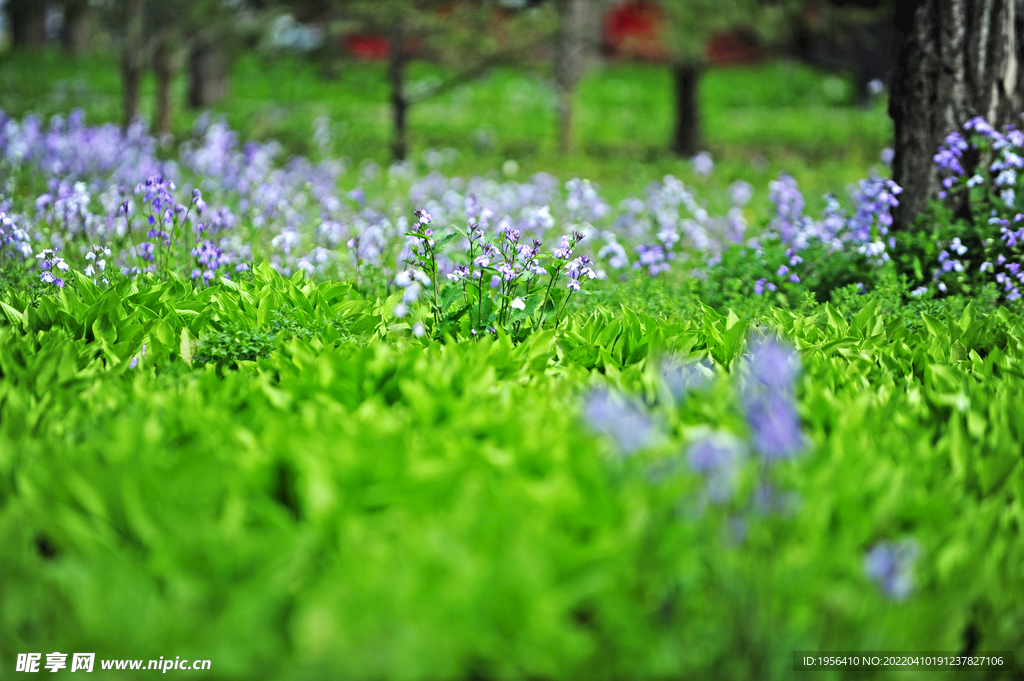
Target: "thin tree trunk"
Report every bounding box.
[121,0,145,131]
[890,0,1024,230]
[188,35,228,109]
[389,21,409,162]
[554,0,598,155]
[154,38,177,135]
[671,62,701,157]
[61,2,93,55]
[7,0,47,48]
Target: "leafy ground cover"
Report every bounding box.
[2,265,1023,680]
[2,52,1024,681]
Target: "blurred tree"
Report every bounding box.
[553,0,601,153]
[119,0,145,129]
[4,0,48,47]
[659,0,789,156]
[889,0,1024,229]
[276,1,555,161]
[791,0,897,106]
[60,0,96,54]
[149,0,189,132]
[187,2,239,110]
[101,0,240,131]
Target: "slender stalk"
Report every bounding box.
[538,266,561,327]
[555,290,574,329]
[477,273,484,332]
[427,244,440,328]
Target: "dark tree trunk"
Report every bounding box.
[890,0,1024,230]
[7,0,47,48]
[121,0,145,131]
[388,21,409,162]
[188,36,228,109]
[671,62,701,157]
[154,38,178,135]
[61,1,93,55]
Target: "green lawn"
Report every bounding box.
[0,48,892,210]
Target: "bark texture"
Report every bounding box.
[890,0,1024,229]
[671,62,701,157]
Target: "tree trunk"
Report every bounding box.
[188,35,228,109]
[121,0,145,131]
[7,0,47,48]
[890,0,1024,230]
[389,21,409,162]
[154,38,178,135]
[671,62,701,157]
[61,1,93,55]
[554,0,599,155]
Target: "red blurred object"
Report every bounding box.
[604,0,764,65]
[604,0,670,62]
[343,2,765,65]
[345,34,390,60]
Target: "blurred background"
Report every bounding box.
[0,0,897,207]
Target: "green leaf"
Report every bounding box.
[180,328,196,367]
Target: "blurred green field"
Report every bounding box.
[0,48,892,209]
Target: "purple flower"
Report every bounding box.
[747,336,800,392]
[583,388,658,455]
[742,336,805,461]
[686,433,743,503]
[864,539,919,601]
[691,151,715,178]
[743,393,805,461]
[728,180,753,207]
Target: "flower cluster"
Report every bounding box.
[36,248,69,288]
[402,204,596,337]
[741,335,804,461]
[0,211,32,265]
[84,244,111,280]
[750,173,900,296]
[924,114,1024,300]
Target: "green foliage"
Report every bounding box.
[0,51,890,204]
[193,326,276,368]
[1,264,1023,679]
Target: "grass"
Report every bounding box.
[0,47,892,212]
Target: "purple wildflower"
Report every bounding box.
[583,388,658,455]
[864,539,919,601]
